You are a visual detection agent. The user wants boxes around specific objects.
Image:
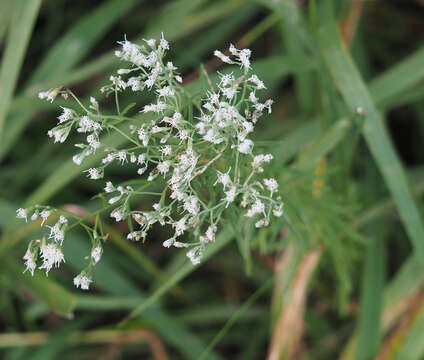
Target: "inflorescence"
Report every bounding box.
[18,34,283,290]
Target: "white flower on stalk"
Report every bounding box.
[73,273,92,290]
[91,246,102,264]
[16,208,27,222]
[157,161,170,175]
[237,139,253,154]
[23,250,37,276]
[57,107,72,123]
[183,196,200,215]
[246,199,265,218]
[200,225,217,244]
[39,244,65,274]
[264,178,278,193]
[40,210,51,226]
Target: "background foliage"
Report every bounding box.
[2,0,424,359]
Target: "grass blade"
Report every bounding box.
[319,23,424,262]
[0,0,41,136]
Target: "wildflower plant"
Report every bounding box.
[17,34,283,290]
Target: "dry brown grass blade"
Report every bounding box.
[267,245,323,360]
[340,0,364,47]
[375,291,424,360]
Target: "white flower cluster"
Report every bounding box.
[26,34,284,287]
[17,206,103,290]
[17,207,66,275]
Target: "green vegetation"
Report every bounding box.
[2,1,424,359]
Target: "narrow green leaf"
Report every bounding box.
[355,237,385,360]
[5,259,76,318]
[27,0,140,87]
[0,0,41,136]
[296,118,350,169]
[121,227,234,324]
[320,23,424,262]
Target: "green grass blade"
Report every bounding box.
[5,259,76,318]
[319,23,424,262]
[27,0,140,87]
[355,237,384,360]
[121,227,234,324]
[369,45,424,108]
[0,0,41,136]
[296,118,350,169]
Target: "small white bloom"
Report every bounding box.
[73,273,92,290]
[264,178,278,193]
[104,181,114,193]
[40,210,51,226]
[246,199,265,217]
[16,208,27,221]
[39,243,65,274]
[91,246,102,263]
[23,250,37,276]
[157,161,170,175]
[238,139,253,154]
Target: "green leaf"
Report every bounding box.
[27,0,140,88]
[5,259,76,318]
[121,227,234,324]
[355,237,385,360]
[319,23,424,263]
[0,0,41,136]
[296,118,350,169]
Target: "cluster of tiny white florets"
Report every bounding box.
[17,207,67,276]
[17,206,103,290]
[20,34,283,289]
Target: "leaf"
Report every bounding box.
[121,227,234,324]
[5,259,76,318]
[319,23,424,263]
[27,0,140,88]
[355,237,385,360]
[0,0,42,136]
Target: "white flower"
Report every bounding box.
[59,215,67,224]
[31,212,38,221]
[163,238,174,248]
[39,244,65,274]
[214,50,232,64]
[73,273,92,290]
[246,199,265,217]
[104,181,114,193]
[157,161,170,175]
[40,210,51,226]
[91,246,102,263]
[183,196,200,215]
[87,168,102,180]
[216,169,232,188]
[16,208,27,221]
[173,218,187,236]
[161,145,172,156]
[110,208,124,222]
[186,247,202,265]
[200,225,217,243]
[273,204,284,217]
[48,224,64,245]
[248,75,265,89]
[73,154,83,165]
[255,219,269,228]
[249,92,258,103]
[57,107,72,123]
[238,139,253,154]
[23,250,37,276]
[264,178,278,193]
[224,186,237,203]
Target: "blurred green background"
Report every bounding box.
[2,0,424,359]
